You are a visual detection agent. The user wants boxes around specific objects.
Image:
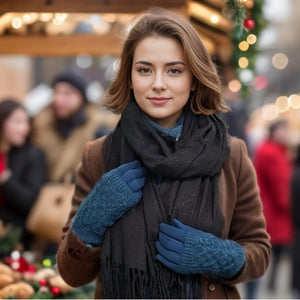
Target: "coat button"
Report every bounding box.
[208,284,216,292]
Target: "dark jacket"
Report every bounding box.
[56,136,271,299]
[0,144,47,227]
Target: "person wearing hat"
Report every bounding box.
[254,119,293,292]
[32,72,119,182]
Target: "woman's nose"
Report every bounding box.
[151,73,167,90]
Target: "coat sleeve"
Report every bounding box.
[56,137,105,287]
[222,139,271,284]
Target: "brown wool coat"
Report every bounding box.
[56,136,271,299]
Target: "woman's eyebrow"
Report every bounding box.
[134,60,152,66]
[134,60,185,66]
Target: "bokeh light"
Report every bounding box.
[288,94,300,109]
[210,15,219,24]
[228,79,242,92]
[247,34,257,45]
[262,103,279,121]
[238,57,249,68]
[252,75,268,90]
[12,18,22,29]
[275,96,289,112]
[239,69,254,84]
[272,53,289,70]
[239,41,249,51]
[76,53,93,69]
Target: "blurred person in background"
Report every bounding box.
[222,86,250,153]
[254,119,293,291]
[0,99,47,250]
[292,145,300,297]
[31,71,118,182]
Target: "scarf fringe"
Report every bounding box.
[101,257,202,299]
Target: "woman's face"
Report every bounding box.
[131,36,194,128]
[52,82,83,119]
[3,108,30,147]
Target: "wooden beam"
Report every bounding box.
[0,0,186,13]
[0,35,123,56]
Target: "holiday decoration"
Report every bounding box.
[0,220,22,258]
[243,18,255,29]
[0,251,95,299]
[51,286,61,296]
[224,0,267,98]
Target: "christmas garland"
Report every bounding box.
[225,0,267,98]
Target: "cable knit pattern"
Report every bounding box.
[145,115,184,139]
[71,160,146,246]
[177,231,245,278]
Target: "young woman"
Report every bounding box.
[57,8,271,298]
[0,99,47,250]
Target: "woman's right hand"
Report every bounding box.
[71,160,147,246]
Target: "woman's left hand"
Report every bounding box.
[155,219,245,278]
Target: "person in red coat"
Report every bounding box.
[254,119,293,291]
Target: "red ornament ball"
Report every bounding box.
[39,278,47,286]
[244,18,255,30]
[51,287,61,296]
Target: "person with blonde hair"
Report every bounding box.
[57,8,270,298]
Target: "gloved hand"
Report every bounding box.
[156,219,245,279]
[71,160,147,246]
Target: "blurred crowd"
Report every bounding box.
[224,94,300,298]
[0,70,299,297]
[0,71,119,255]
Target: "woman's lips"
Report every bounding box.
[148,97,171,105]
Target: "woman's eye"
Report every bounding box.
[169,68,181,74]
[138,68,151,74]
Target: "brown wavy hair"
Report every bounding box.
[103,7,229,115]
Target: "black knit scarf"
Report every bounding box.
[101,100,229,298]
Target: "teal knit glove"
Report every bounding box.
[71,160,147,246]
[156,219,245,279]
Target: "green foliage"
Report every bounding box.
[0,223,22,258]
[225,0,267,98]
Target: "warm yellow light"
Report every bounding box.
[275,96,289,112]
[239,41,249,51]
[238,57,249,68]
[210,15,219,24]
[228,80,242,92]
[54,13,68,21]
[288,94,300,109]
[12,17,22,29]
[262,104,279,121]
[272,53,289,70]
[53,18,64,26]
[40,13,53,22]
[247,34,257,45]
[23,14,32,23]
